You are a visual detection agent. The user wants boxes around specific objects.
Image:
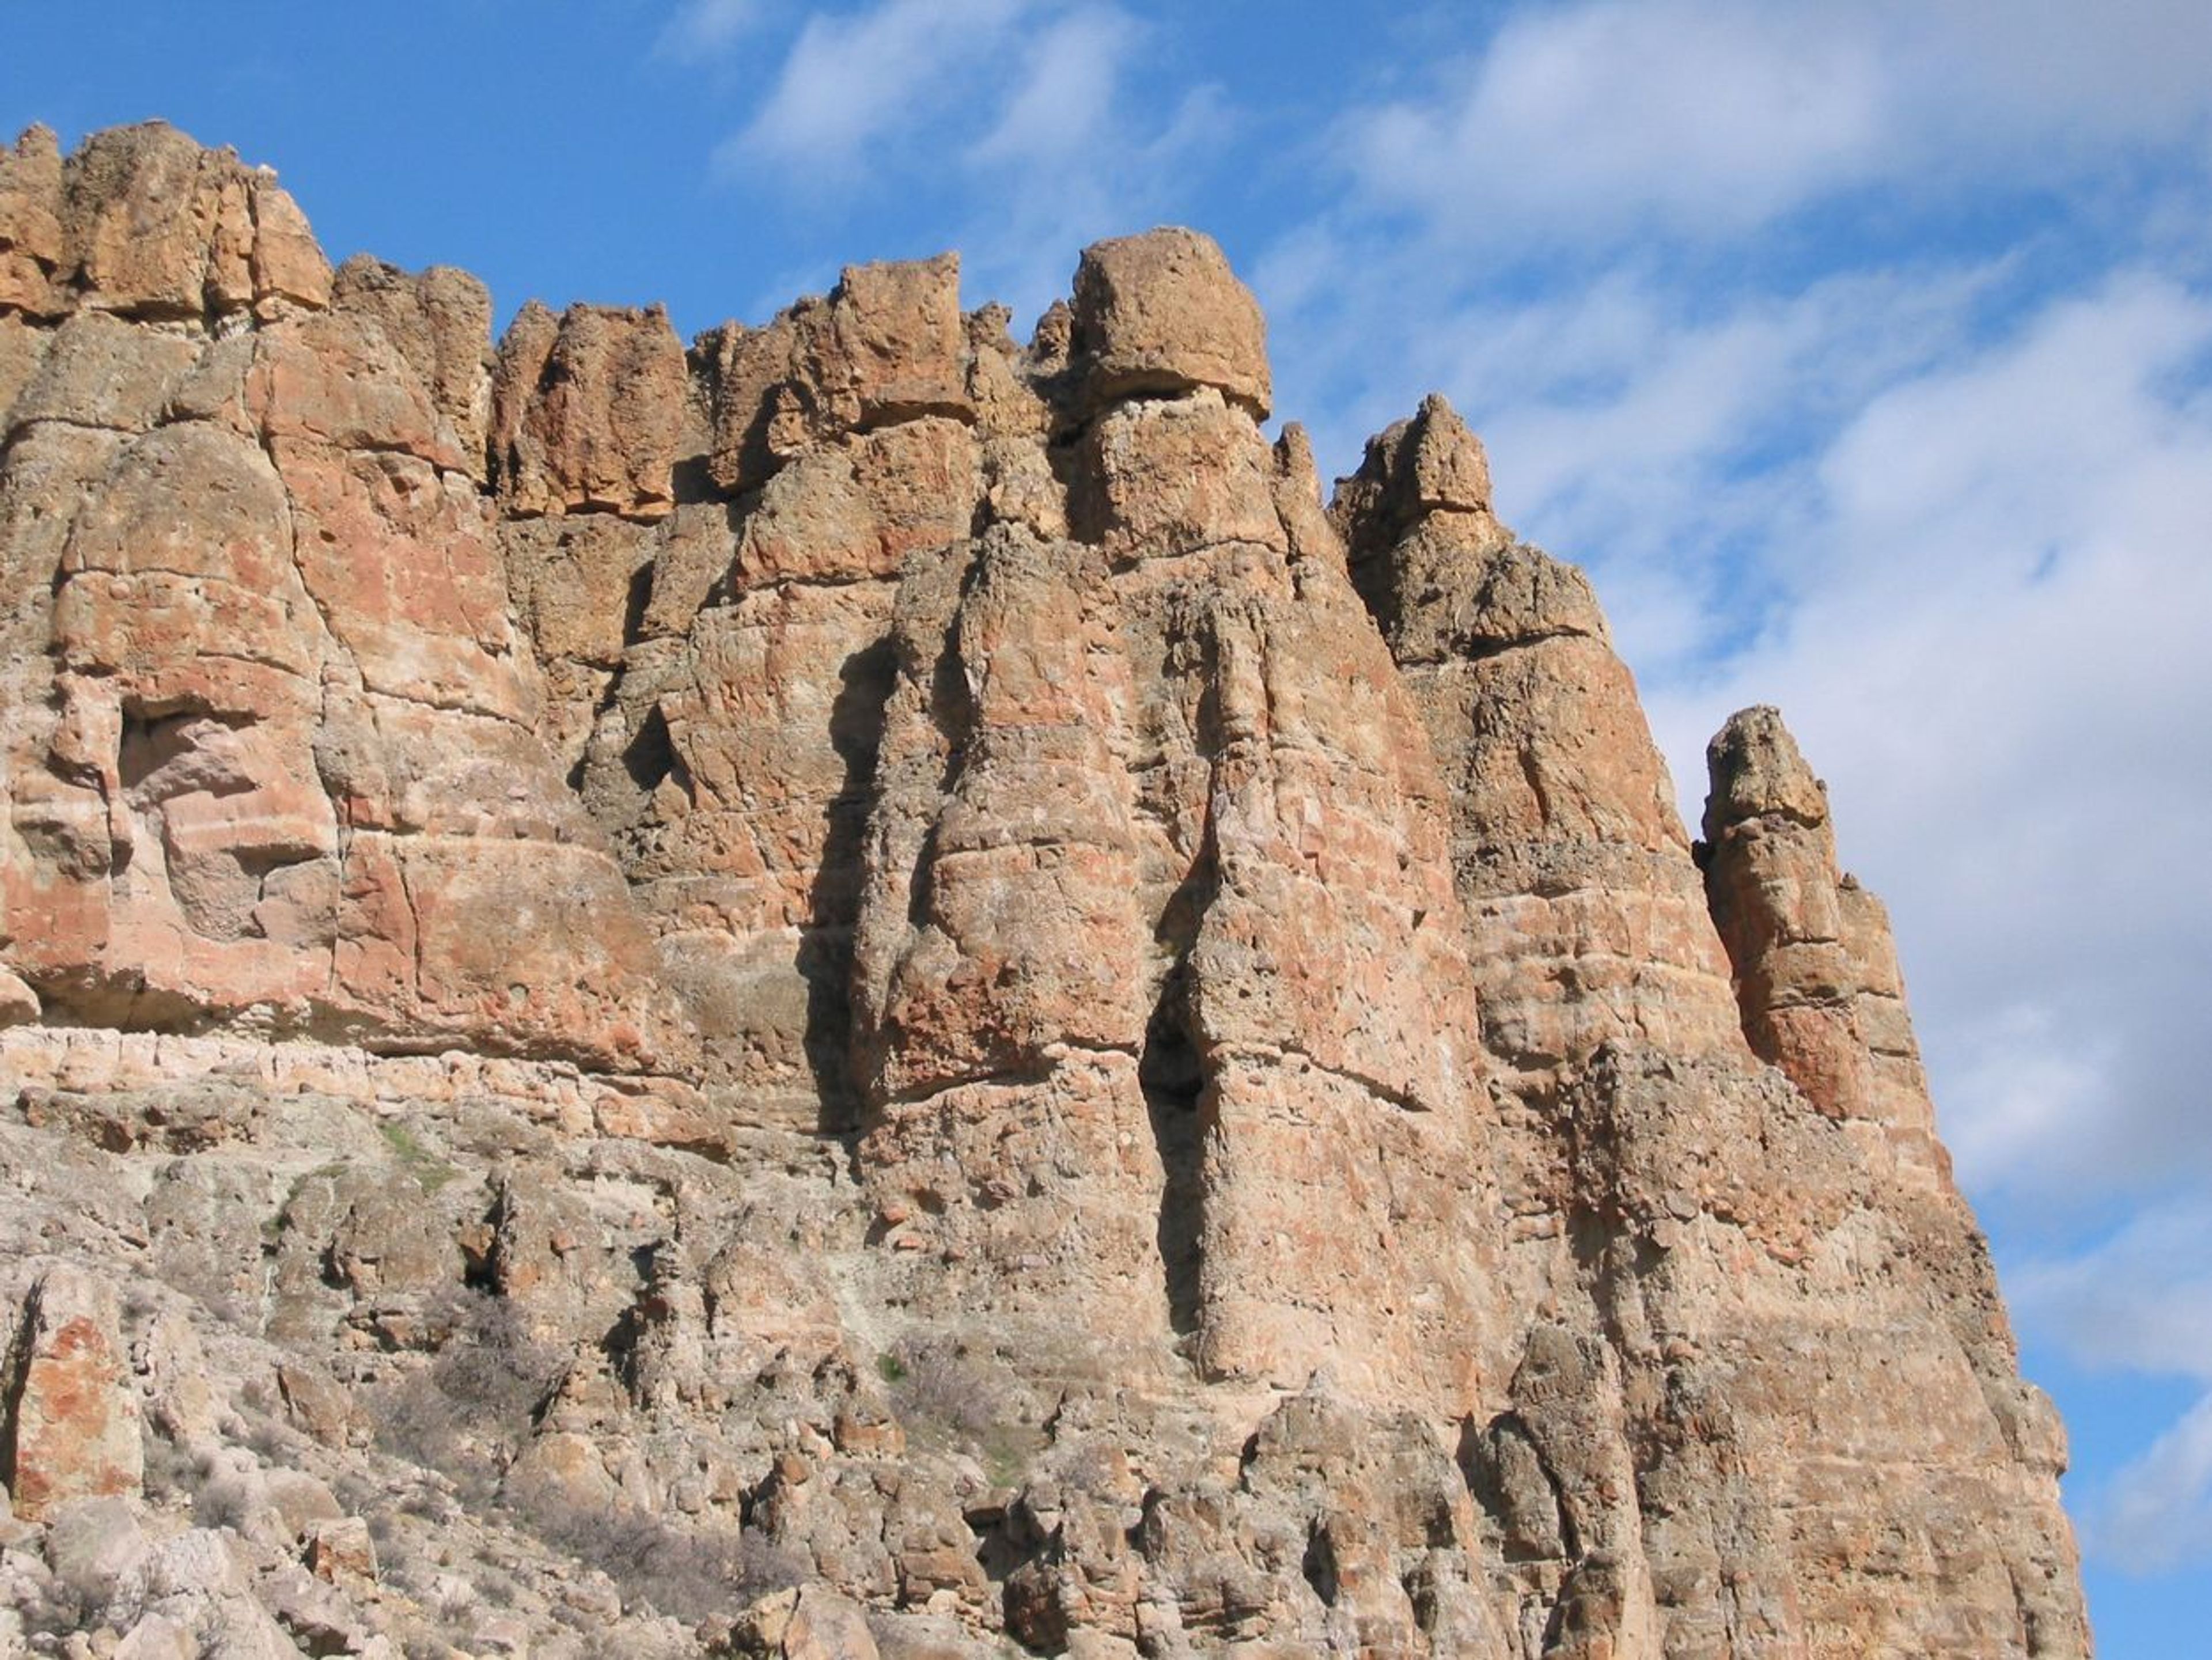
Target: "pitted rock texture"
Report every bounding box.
[0,123,2086,1658]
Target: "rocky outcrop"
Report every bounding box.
[1335,397,2084,1657]
[1700,705,1949,1186]
[3,1264,143,1521]
[0,124,690,1077]
[0,123,2087,1658]
[1333,392,1748,1101]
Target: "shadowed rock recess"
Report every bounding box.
[0,123,2085,1657]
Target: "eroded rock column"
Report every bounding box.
[1700,706,1948,1187]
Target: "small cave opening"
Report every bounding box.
[620,558,655,649]
[621,704,677,793]
[1302,1520,1342,1608]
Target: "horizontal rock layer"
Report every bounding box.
[0,123,2085,1658]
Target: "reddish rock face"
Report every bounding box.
[0,120,329,324]
[1334,393,1748,1098]
[1337,395,2084,1653]
[700,252,972,496]
[0,127,2087,1660]
[0,124,692,1072]
[491,301,688,518]
[4,1264,143,1519]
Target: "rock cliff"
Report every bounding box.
[0,124,2086,1657]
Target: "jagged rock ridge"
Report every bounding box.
[0,123,2086,1657]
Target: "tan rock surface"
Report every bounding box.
[492,299,688,517]
[0,127,2087,1658]
[1702,704,1946,1182]
[702,252,971,495]
[1337,392,2084,1654]
[1070,229,1270,420]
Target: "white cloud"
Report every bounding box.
[1645,276,2212,1193]
[967,6,1134,166]
[1349,1,1885,242]
[955,75,1232,329]
[1267,248,2013,674]
[1814,274,2212,571]
[1938,1006,2117,1201]
[1899,0,2212,162]
[655,0,762,61]
[1335,0,2212,251]
[1642,272,2212,1202]
[2089,1389,2212,1572]
[2009,1200,2212,1566]
[703,0,1227,327]
[2012,1203,2212,1382]
[719,0,1033,180]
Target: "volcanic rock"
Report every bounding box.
[0,124,2088,1659]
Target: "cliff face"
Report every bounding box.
[0,123,2085,1658]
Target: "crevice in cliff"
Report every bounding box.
[1385,624,1601,672]
[874,1054,1065,1109]
[25,967,214,1035]
[1300,1520,1341,1608]
[0,1292,34,1499]
[801,635,897,1134]
[1461,1410,1580,1566]
[1141,846,1215,1342]
[895,608,982,941]
[1206,1034,1436,1116]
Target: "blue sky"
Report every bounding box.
[11,2,2211,1646]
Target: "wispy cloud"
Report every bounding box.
[2013,1204,2212,1382]
[654,0,763,62]
[717,0,1033,181]
[1333,0,2212,253]
[967,5,1134,166]
[2095,1393,2212,1574]
[1344,1,1885,245]
[957,56,1231,325]
[1644,271,2212,1201]
[2014,1206,2212,1570]
[703,0,1228,324]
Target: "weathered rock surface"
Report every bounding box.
[0,123,2086,1658]
[1701,706,1949,1185]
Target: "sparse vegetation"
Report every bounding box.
[139,1423,207,1505]
[881,1335,1043,1490]
[372,1288,566,1504]
[522,1503,804,1624]
[17,1578,91,1645]
[367,1286,802,1625]
[378,1121,460,1195]
[191,1467,259,1531]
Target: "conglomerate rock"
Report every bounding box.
[0,123,2086,1658]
